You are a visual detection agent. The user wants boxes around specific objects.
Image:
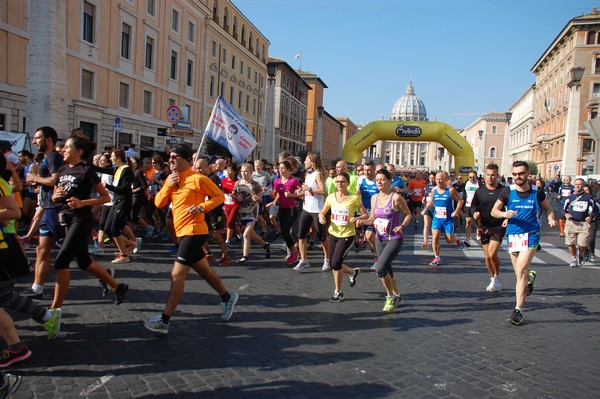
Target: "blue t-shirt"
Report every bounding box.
[357,176,379,211]
[432,187,454,221]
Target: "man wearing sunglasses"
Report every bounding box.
[491,161,556,326]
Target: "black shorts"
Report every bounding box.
[176,235,208,266]
[464,206,474,218]
[409,200,422,213]
[480,226,506,246]
[206,206,225,231]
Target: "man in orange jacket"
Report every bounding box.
[140,144,238,335]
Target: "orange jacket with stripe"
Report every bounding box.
[154,168,224,237]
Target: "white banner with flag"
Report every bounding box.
[203,96,257,162]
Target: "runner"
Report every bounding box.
[491,161,556,326]
[462,171,481,246]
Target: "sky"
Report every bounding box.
[235,0,599,129]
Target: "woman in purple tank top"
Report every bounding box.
[358,169,412,313]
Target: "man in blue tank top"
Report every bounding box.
[491,161,556,326]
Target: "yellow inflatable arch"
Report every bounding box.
[342,121,475,176]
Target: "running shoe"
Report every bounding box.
[111,255,131,264]
[293,260,310,271]
[494,275,503,291]
[43,308,62,341]
[429,257,441,267]
[114,283,128,305]
[370,257,378,271]
[141,315,169,335]
[329,290,344,303]
[463,240,471,248]
[0,344,31,367]
[220,292,239,321]
[91,246,105,256]
[264,242,271,259]
[218,256,231,266]
[133,238,143,254]
[349,268,360,287]
[569,260,579,268]
[0,372,22,397]
[322,259,331,272]
[100,268,115,297]
[20,287,43,300]
[456,239,465,250]
[168,246,179,255]
[526,270,536,296]
[559,231,565,237]
[285,250,299,265]
[508,309,523,326]
[590,253,597,261]
[486,276,496,293]
[382,296,401,313]
[237,257,248,266]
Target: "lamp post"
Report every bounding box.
[316,105,324,154]
[478,129,484,175]
[563,66,585,175]
[264,63,277,162]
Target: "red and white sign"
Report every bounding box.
[166,106,181,124]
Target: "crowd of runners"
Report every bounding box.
[1,125,599,396]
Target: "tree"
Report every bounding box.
[525,160,539,176]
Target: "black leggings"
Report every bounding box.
[105,199,131,237]
[297,210,326,242]
[131,194,147,222]
[55,213,94,270]
[279,207,299,249]
[0,279,46,323]
[327,235,354,271]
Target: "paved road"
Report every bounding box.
[7,223,600,398]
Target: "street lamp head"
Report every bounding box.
[317,106,324,116]
[505,112,512,123]
[568,66,585,88]
[478,130,484,138]
[267,63,276,78]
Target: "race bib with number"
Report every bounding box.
[508,233,528,253]
[331,208,349,226]
[435,206,447,218]
[373,218,390,235]
[224,193,234,205]
[571,201,587,212]
[414,189,422,196]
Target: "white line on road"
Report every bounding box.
[80,374,114,397]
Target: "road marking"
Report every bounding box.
[538,241,572,265]
[80,374,114,397]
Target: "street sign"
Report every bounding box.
[175,121,191,129]
[114,116,122,132]
[166,106,181,124]
[167,127,194,138]
[170,136,178,145]
[554,165,559,171]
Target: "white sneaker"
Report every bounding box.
[133,238,143,254]
[486,276,496,292]
[494,275,502,291]
[322,259,331,272]
[293,260,310,271]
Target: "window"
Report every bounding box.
[170,50,178,80]
[240,60,244,74]
[121,23,131,59]
[491,125,497,134]
[238,91,242,108]
[83,1,95,43]
[81,69,94,99]
[222,47,227,64]
[594,83,600,98]
[172,9,180,32]
[0,114,5,130]
[119,82,129,109]
[230,86,234,104]
[146,0,156,17]
[143,90,152,114]
[188,21,195,42]
[145,37,154,69]
[212,41,217,57]
[186,60,193,87]
[588,31,597,45]
[210,76,215,97]
[595,59,600,75]
[220,82,225,97]
[231,55,236,69]
[168,98,176,106]
[489,147,497,158]
[246,95,249,112]
[583,139,594,153]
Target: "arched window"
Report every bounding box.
[588,31,596,45]
[233,16,238,39]
[241,25,246,45]
[489,147,497,158]
[223,7,228,30]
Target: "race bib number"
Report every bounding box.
[561,189,571,197]
[508,233,528,253]
[305,189,313,198]
[224,193,234,205]
[571,202,587,212]
[414,189,422,196]
[466,196,473,207]
[331,208,349,226]
[373,218,390,235]
[435,206,447,218]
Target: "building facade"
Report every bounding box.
[505,85,535,177]
[531,7,600,177]
[462,112,509,177]
[1,0,270,160]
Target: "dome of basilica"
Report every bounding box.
[391,81,428,121]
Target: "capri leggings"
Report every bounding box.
[104,199,131,237]
[224,204,239,230]
[54,212,94,271]
[297,210,326,242]
[0,277,47,324]
[131,194,147,222]
[327,235,355,271]
[374,238,403,278]
[279,206,299,249]
[98,205,112,231]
